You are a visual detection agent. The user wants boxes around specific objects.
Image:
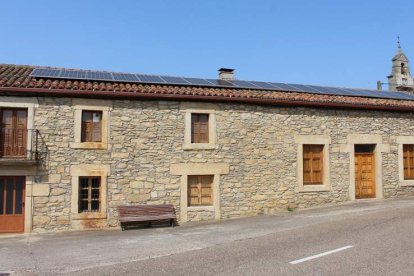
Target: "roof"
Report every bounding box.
[393,47,409,62]
[1,64,414,112]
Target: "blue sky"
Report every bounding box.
[1,1,413,89]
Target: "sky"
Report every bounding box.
[1,0,413,89]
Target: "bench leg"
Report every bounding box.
[121,224,126,231]
[171,219,176,227]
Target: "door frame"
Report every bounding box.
[346,134,386,201]
[355,151,376,199]
[0,97,39,233]
[0,176,26,233]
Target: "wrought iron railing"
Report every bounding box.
[0,129,48,162]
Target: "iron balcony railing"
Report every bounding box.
[0,129,48,162]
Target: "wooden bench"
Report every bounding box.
[117,204,177,231]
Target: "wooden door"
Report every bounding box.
[0,109,28,157]
[355,153,376,199]
[0,176,25,233]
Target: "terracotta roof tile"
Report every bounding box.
[0,64,414,111]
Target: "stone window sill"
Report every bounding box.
[71,212,107,220]
[299,185,331,193]
[183,143,216,150]
[399,180,414,187]
[187,206,215,211]
[71,142,108,150]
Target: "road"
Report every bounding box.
[1,198,414,275]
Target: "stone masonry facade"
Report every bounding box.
[30,97,414,232]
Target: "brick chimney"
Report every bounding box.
[218,68,235,81]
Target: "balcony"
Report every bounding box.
[0,129,47,165]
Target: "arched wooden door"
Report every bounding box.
[0,176,25,233]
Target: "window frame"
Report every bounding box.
[303,144,324,185]
[295,135,331,192]
[183,107,216,150]
[170,162,229,222]
[78,176,101,213]
[191,113,210,144]
[70,164,109,220]
[71,99,111,150]
[397,137,414,187]
[81,110,103,143]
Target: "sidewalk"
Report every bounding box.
[1,197,413,275]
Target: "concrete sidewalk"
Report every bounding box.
[1,198,414,275]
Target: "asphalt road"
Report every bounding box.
[1,198,414,275]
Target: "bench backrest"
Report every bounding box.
[118,205,176,217]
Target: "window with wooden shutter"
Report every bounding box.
[403,144,414,180]
[78,176,101,213]
[81,111,102,142]
[188,175,213,206]
[303,145,324,185]
[191,114,209,143]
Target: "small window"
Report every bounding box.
[191,114,209,143]
[188,175,213,206]
[403,145,414,180]
[78,176,101,213]
[303,145,324,185]
[81,111,102,142]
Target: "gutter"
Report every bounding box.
[0,87,413,113]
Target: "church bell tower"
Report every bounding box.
[387,37,414,91]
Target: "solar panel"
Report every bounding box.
[113,73,139,82]
[393,92,414,100]
[249,81,278,90]
[206,79,236,87]
[29,67,414,102]
[87,71,113,81]
[378,91,413,100]
[269,83,302,92]
[327,87,361,96]
[60,70,87,79]
[160,76,190,84]
[228,80,260,89]
[32,68,61,78]
[136,74,166,83]
[184,78,215,86]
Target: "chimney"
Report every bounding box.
[218,68,235,81]
[377,81,383,91]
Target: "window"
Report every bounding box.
[182,103,217,150]
[78,176,101,213]
[303,145,324,185]
[81,111,102,142]
[188,175,213,206]
[72,99,111,149]
[403,145,414,180]
[191,114,209,143]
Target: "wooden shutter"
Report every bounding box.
[92,112,102,142]
[81,111,92,142]
[303,145,324,184]
[403,145,414,179]
[191,114,209,143]
[16,110,27,156]
[1,109,27,156]
[188,176,201,206]
[82,111,102,142]
[188,175,213,206]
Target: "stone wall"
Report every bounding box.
[30,97,414,232]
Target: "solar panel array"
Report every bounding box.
[30,68,414,101]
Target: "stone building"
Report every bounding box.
[1,52,414,233]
